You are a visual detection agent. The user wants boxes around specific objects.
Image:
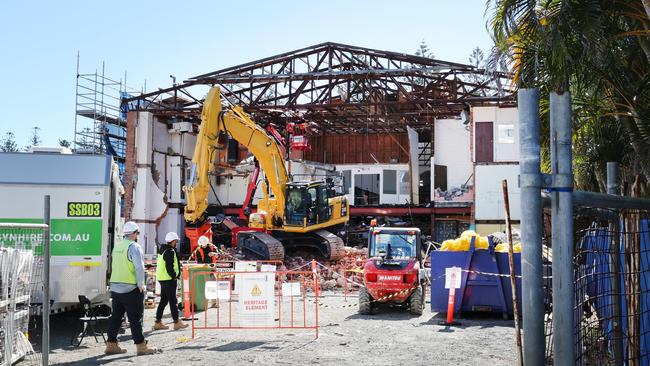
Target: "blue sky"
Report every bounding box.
[0,0,494,146]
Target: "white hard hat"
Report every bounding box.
[198,236,210,248]
[165,232,180,243]
[123,221,140,234]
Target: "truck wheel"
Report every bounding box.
[409,286,424,315]
[358,287,373,315]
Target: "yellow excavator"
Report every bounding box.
[183,87,349,260]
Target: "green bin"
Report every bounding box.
[179,264,212,311]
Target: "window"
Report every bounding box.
[497,124,515,144]
[342,170,351,194]
[383,169,397,194]
[354,174,380,205]
[399,171,410,195]
[370,233,416,258]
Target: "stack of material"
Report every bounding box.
[0,248,35,365]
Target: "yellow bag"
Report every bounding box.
[454,237,470,251]
[494,243,508,252]
[439,239,454,251]
[475,236,490,250]
[460,230,478,240]
[493,243,523,253]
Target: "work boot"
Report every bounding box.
[173,319,189,330]
[104,341,127,355]
[136,340,157,355]
[153,321,169,330]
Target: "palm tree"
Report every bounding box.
[487,0,650,190]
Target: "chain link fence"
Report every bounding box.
[543,209,650,365]
[0,223,47,366]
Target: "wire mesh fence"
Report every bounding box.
[543,209,650,365]
[0,223,47,366]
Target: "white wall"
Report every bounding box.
[434,118,473,189]
[130,112,168,254]
[472,106,519,162]
[474,164,521,220]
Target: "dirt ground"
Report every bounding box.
[45,291,517,366]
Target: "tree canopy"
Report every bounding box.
[487,0,650,192]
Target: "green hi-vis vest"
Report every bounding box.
[110,239,137,284]
[156,248,179,281]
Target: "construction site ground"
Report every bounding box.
[47,291,516,365]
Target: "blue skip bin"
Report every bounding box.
[430,236,522,318]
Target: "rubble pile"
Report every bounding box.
[283,246,367,290]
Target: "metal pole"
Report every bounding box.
[607,162,624,365]
[74,52,80,151]
[42,195,50,366]
[517,88,545,366]
[502,179,523,366]
[550,92,575,365]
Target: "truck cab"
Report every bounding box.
[284,180,347,228]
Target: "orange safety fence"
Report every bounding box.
[180,260,284,320]
[343,268,364,301]
[189,268,319,339]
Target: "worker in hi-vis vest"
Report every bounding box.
[153,232,189,331]
[105,221,157,355]
[190,235,219,264]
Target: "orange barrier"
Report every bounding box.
[182,266,191,320]
[190,268,319,339]
[343,269,364,301]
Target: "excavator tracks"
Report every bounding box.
[313,229,345,261]
[237,231,285,261]
[237,229,345,261]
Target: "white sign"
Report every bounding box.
[235,261,258,294]
[218,281,231,300]
[239,272,275,327]
[205,281,218,300]
[445,267,462,289]
[378,275,402,282]
[235,261,257,272]
[260,264,276,272]
[281,282,302,297]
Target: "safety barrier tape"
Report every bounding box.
[458,269,552,279]
[287,262,312,272]
[316,285,421,308]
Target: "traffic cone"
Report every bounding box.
[439,286,461,326]
[181,266,195,320]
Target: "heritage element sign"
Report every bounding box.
[239,272,275,327]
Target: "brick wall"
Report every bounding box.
[123,111,138,220]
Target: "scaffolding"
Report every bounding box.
[73,54,141,175]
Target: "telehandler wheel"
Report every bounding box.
[358,287,373,315]
[408,286,424,315]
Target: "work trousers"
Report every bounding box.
[107,288,145,344]
[155,279,179,322]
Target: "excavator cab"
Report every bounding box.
[285,182,331,227]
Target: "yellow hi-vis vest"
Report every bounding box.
[110,239,137,284]
[156,248,179,281]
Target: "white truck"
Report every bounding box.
[0,149,123,312]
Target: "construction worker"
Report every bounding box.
[105,221,157,355]
[153,232,189,331]
[190,235,219,264]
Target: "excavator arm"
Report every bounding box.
[183,87,289,225]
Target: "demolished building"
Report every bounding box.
[120,42,516,253]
